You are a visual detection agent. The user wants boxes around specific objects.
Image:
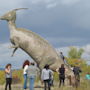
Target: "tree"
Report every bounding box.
[68,47,84,59]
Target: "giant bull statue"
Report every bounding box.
[0,8,74,82]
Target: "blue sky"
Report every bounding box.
[0,0,90,68]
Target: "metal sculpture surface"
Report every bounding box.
[0,8,73,76]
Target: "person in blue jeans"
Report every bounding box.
[23,74,27,89]
[27,62,39,90]
[22,60,30,90]
[29,76,35,90]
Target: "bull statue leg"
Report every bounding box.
[11,47,18,57]
[10,42,19,57]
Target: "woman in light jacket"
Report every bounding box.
[41,64,52,90]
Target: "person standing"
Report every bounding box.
[27,62,39,90]
[60,52,70,67]
[22,60,30,90]
[58,64,65,87]
[60,52,67,64]
[49,69,54,87]
[60,52,65,61]
[73,65,82,87]
[41,64,51,90]
[5,64,12,90]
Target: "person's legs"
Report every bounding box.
[5,78,9,90]
[50,79,54,86]
[29,77,35,90]
[47,80,51,90]
[51,79,54,86]
[75,75,80,87]
[49,79,51,86]
[23,74,27,89]
[62,78,65,86]
[59,78,62,87]
[44,80,47,90]
[8,78,12,90]
[77,75,80,85]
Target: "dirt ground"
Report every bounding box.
[0,80,90,90]
[0,84,57,90]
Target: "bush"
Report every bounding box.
[12,70,23,84]
[0,69,24,85]
[66,58,90,76]
[68,47,84,59]
[0,71,5,85]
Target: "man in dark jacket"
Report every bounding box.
[73,65,82,87]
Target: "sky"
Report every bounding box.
[0,0,90,68]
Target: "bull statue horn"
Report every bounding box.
[13,8,28,11]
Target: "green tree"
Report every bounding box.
[68,47,84,59]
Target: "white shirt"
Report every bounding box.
[23,65,29,75]
[41,69,51,80]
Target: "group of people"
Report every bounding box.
[4,60,69,90]
[4,52,83,90]
[4,60,66,90]
[5,60,39,90]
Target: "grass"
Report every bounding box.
[0,79,90,90]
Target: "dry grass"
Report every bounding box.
[0,80,90,90]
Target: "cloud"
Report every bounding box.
[0,0,59,14]
[45,37,87,47]
[61,0,80,5]
[29,0,59,9]
[31,0,56,4]
[0,0,24,14]
[29,0,81,9]
[46,3,57,9]
[46,37,84,43]
[31,0,53,4]
[83,44,90,54]
[29,0,81,7]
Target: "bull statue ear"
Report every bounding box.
[13,8,28,11]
